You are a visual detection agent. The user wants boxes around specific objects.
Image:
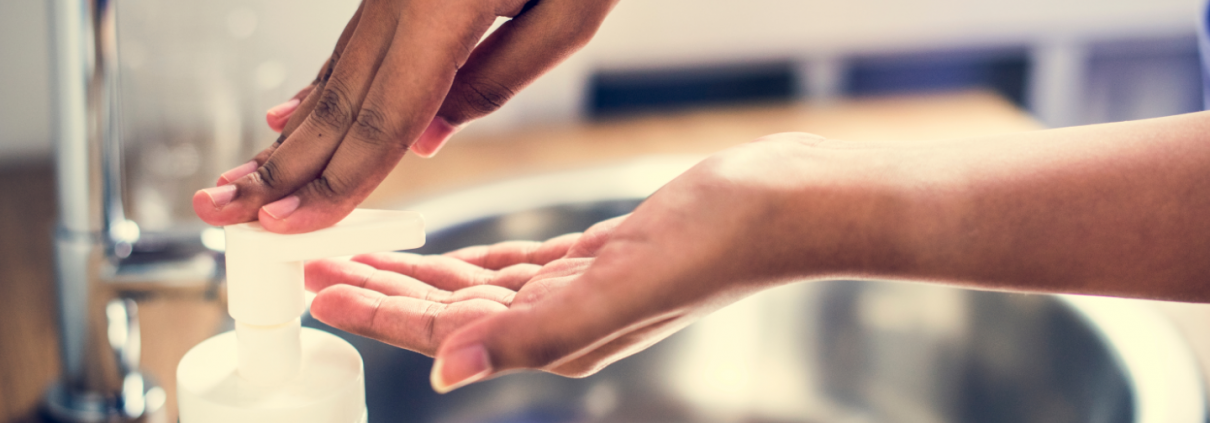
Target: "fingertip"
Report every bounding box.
[191,190,215,223]
[256,196,304,232]
[266,115,286,133]
[266,99,300,132]
[304,260,337,293]
[310,284,383,329]
[261,195,301,220]
[258,197,359,234]
[411,117,458,158]
[267,98,301,118]
[431,343,492,394]
[193,185,238,226]
[217,161,259,186]
[304,258,370,293]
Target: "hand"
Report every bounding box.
[193,0,619,233]
[304,133,898,392]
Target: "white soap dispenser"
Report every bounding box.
[177,209,425,423]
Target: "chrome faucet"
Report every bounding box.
[45,0,221,421]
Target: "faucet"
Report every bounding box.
[45,0,222,421]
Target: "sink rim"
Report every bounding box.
[1061,294,1205,423]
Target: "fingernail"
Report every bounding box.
[412,117,458,158]
[267,98,301,118]
[431,344,492,394]
[200,185,237,209]
[261,195,300,220]
[217,160,258,186]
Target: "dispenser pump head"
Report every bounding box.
[223,209,425,385]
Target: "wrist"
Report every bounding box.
[734,136,929,283]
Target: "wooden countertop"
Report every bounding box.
[363,90,1042,207]
[5,90,1209,422]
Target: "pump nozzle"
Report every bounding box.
[223,209,425,386]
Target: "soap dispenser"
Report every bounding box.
[177,209,425,423]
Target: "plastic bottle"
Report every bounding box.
[176,209,425,423]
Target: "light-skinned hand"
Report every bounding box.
[302,133,888,392]
[193,0,619,234]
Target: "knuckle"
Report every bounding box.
[351,107,400,148]
[307,172,352,202]
[255,161,284,190]
[360,292,386,335]
[421,302,443,347]
[312,83,355,129]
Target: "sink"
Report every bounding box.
[304,156,1206,423]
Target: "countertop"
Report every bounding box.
[361,91,1045,208]
[4,90,1210,422]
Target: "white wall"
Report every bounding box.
[587,0,1201,68]
[1,0,1204,162]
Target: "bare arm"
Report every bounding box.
[867,111,1210,301]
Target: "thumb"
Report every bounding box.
[428,268,639,393]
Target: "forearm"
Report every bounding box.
[878,111,1210,301]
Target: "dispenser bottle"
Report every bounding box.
[176,209,425,423]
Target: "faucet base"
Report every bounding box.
[43,373,168,423]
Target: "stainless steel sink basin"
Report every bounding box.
[304,156,1206,423]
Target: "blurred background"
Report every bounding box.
[1,0,1205,225]
[3,0,1210,422]
[2,0,1205,170]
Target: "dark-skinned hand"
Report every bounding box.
[194,0,619,233]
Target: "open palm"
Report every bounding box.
[305,133,853,392]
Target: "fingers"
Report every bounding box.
[195,0,396,229]
[305,258,452,301]
[350,252,541,292]
[265,86,314,133]
[310,284,508,355]
[414,0,619,156]
[254,2,503,233]
[196,1,366,226]
[445,241,543,270]
[307,256,519,301]
[216,160,258,186]
[429,262,655,393]
[446,234,580,269]
[202,0,620,231]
